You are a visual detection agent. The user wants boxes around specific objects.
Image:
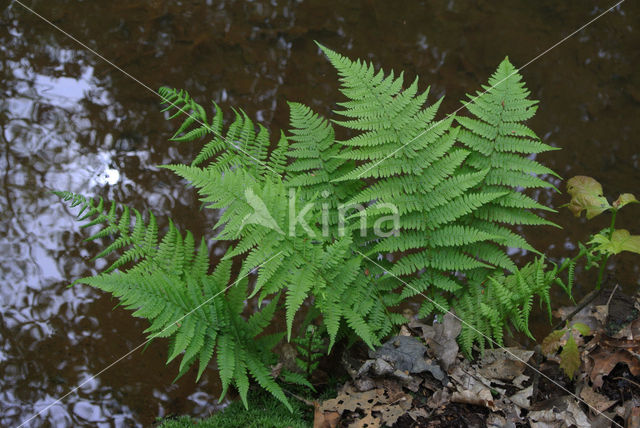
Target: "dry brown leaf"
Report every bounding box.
[612,317,640,340]
[510,385,533,410]
[529,396,591,428]
[408,407,429,421]
[410,312,461,371]
[553,304,607,333]
[579,385,617,413]
[398,325,412,336]
[478,347,534,381]
[430,312,462,371]
[592,305,609,324]
[349,409,381,428]
[589,348,640,388]
[372,403,406,426]
[426,388,450,409]
[486,414,509,427]
[512,373,530,388]
[377,379,408,404]
[320,380,414,427]
[313,402,340,428]
[450,365,500,410]
[627,406,640,428]
[451,389,498,411]
[320,386,383,414]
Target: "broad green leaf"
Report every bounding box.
[565,176,611,219]
[590,229,640,256]
[559,334,580,379]
[613,193,638,210]
[571,322,591,336]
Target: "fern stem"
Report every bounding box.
[306,328,313,378]
[557,251,585,276]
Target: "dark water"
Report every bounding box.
[1,0,638,426]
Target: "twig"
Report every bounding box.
[605,284,620,308]
[614,377,640,391]
[551,287,603,331]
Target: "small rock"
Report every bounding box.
[373,358,394,376]
[354,377,376,392]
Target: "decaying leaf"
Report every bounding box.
[313,402,340,428]
[426,388,450,409]
[611,317,640,341]
[410,311,461,371]
[431,312,462,371]
[398,325,412,336]
[559,334,581,379]
[627,406,640,428]
[592,305,609,325]
[320,387,382,414]
[579,385,616,413]
[590,229,640,256]
[486,414,509,427]
[510,385,533,410]
[350,409,380,428]
[451,389,498,411]
[613,193,638,209]
[372,401,411,426]
[478,347,534,381]
[449,366,499,411]
[588,348,640,388]
[319,381,413,427]
[529,396,591,428]
[553,303,607,333]
[565,176,611,219]
[408,407,429,421]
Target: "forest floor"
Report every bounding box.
[159,285,640,428]
[312,286,640,427]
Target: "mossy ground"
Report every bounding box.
[157,389,314,428]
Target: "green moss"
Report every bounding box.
[157,389,313,428]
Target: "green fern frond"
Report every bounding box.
[159,87,289,181]
[57,192,293,410]
[57,47,567,410]
[454,256,556,355]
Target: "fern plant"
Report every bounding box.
[57,44,561,409]
[54,192,294,409]
[293,325,325,380]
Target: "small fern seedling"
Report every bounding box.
[293,325,326,379]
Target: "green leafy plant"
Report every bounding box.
[563,175,639,289]
[57,44,561,408]
[541,322,591,379]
